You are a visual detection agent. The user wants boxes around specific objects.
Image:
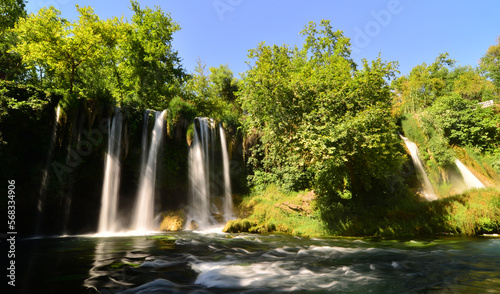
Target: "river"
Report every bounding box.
[16,230,500,293]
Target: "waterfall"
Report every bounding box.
[131,110,166,232]
[219,123,234,220]
[400,136,437,201]
[98,108,123,233]
[188,118,211,227]
[35,105,61,235]
[455,159,485,190]
[187,118,235,228]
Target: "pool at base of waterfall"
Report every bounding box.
[17,231,500,293]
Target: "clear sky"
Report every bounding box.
[26,0,500,79]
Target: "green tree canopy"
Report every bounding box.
[427,93,499,152]
[0,0,26,29]
[183,60,240,123]
[239,20,405,206]
[451,66,495,101]
[115,1,185,109]
[10,1,185,108]
[0,0,26,80]
[392,53,455,114]
[481,37,500,89]
[12,5,122,95]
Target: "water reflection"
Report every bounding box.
[84,237,154,291]
[16,234,500,293]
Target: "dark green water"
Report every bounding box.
[14,231,500,293]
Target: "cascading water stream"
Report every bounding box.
[98,108,123,233]
[400,135,437,201]
[455,159,485,189]
[188,118,235,228]
[35,105,61,235]
[188,118,211,227]
[219,123,234,220]
[131,110,166,232]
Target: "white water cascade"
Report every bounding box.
[188,118,212,227]
[98,108,123,233]
[401,136,437,201]
[188,118,234,228]
[455,159,485,189]
[219,123,234,220]
[131,110,167,232]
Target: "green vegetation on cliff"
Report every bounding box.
[224,186,326,237]
[228,185,500,237]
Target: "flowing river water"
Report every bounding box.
[17,230,500,293]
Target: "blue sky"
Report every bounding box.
[26,0,500,79]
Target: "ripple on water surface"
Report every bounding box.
[16,233,500,293]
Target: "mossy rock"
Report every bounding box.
[222,219,253,233]
[249,222,276,234]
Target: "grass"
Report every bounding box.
[456,146,500,185]
[400,113,427,147]
[227,185,327,237]
[227,182,500,238]
[444,188,500,235]
[371,188,500,237]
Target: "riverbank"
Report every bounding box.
[223,186,500,238]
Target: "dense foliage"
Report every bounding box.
[239,21,406,213]
[10,1,186,110]
[393,50,500,182]
[0,0,26,80]
[481,37,500,89]
[183,61,241,125]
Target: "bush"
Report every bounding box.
[445,188,500,235]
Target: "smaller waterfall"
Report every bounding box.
[131,110,166,232]
[188,118,235,228]
[401,136,437,201]
[219,123,234,220]
[455,159,485,189]
[98,108,123,233]
[188,118,211,227]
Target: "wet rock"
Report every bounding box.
[160,210,185,231]
[189,220,199,230]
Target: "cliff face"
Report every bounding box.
[1,87,247,236]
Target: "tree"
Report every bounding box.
[393,53,455,114]
[451,66,495,101]
[12,5,120,95]
[11,1,186,107]
[115,1,186,109]
[0,0,26,29]
[239,20,405,203]
[183,60,240,122]
[0,0,26,80]
[481,37,500,89]
[427,93,499,152]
